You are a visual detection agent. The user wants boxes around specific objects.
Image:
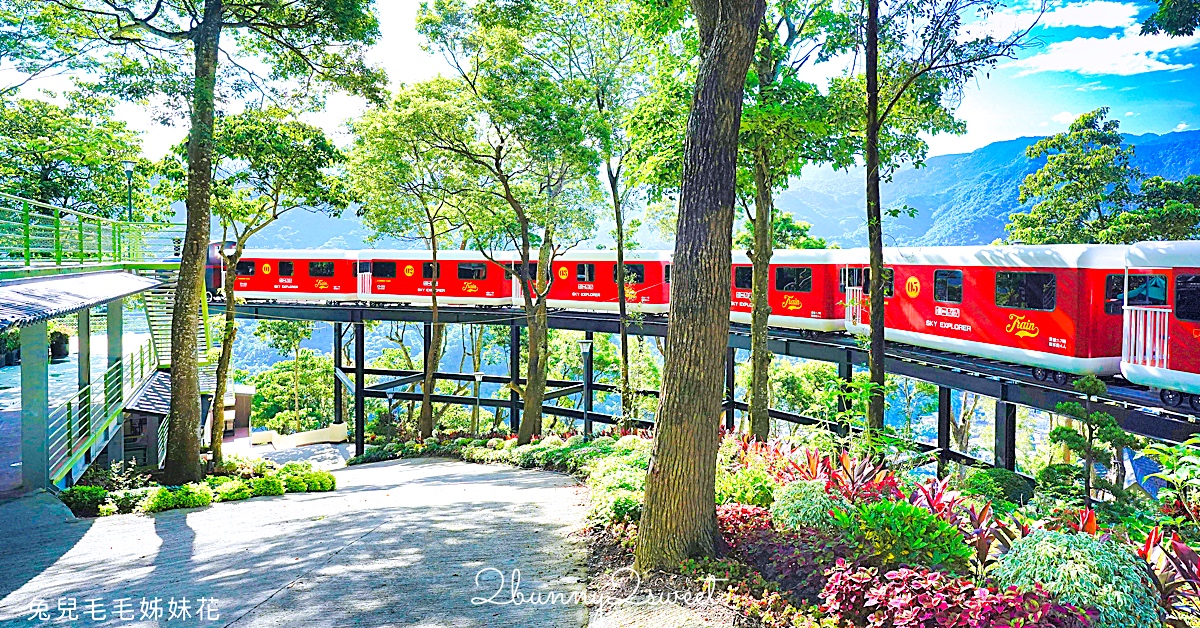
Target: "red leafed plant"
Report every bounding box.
[1139,526,1200,626]
[909,477,966,526]
[716,503,775,554]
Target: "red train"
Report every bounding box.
[205,241,1200,412]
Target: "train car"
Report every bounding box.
[233,249,360,301]
[842,245,1129,378]
[730,249,863,332]
[203,241,235,300]
[536,250,672,314]
[357,250,515,306]
[1120,241,1200,410]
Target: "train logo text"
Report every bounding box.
[314,279,330,290]
[781,295,803,311]
[463,282,479,293]
[1005,314,1039,339]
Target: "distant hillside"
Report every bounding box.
[778,129,1200,247]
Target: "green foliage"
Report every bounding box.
[771,480,842,532]
[142,486,176,513]
[832,498,971,573]
[250,350,334,434]
[1142,0,1200,37]
[77,458,154,492]
[1048,376,1139,507]
[214,480,253,502]
[109,487,154,514]
[251,475,285,497]
[994,530,1161,628]
[735,214,828,251]
[283,475,308,493]
[716,464,781,508]
[59,485,108,517]
[301,471,336,492]
[980,467,1034,505]
[174,483,214,509]
[98,502,118,517]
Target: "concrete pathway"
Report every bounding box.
[0,459,589,627]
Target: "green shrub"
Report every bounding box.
[98,502,118,517]
[832,498,972,573]
[346,449,395,466]
[590,488,643,523]
[383,442,401,454]
[487,438,504,449]
[502,438,518,450]
[539,435,564,449]
[982,467,1034,504]
[143,487,177,513]
[205,475,236,489]
[994,530,1159,628]
[301,471,336,492]
[214,479,253,502]
[961,469,1002,501]
[284,474,308,493]
[403,440,418,448]
[471,439,487,447]
[60,486,109,517]
[771,480,842,531]
[174,483,214,509]
[277,461,314,476]
[454,437,473,446]
[589,435,615,448]
[566,435,584,446]
[586,456,647,523]
[715,464,779,508]
[1036,463,1084,501]
[615,435,643,451]
[251,475,285,497]
[109,487,154,514]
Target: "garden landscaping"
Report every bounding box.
[348,425,1200,628]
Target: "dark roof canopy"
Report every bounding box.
[0,271,160,331]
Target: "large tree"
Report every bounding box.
[39,0,384,484]
[633,0,766,573]
[1008,108,1200,245]
[254,319,314,423]
[1142,0,1200,36]
[0,93,161,218]
[348,89,465,439]
[1,1,98,96]
[417,0,599,445]
[855,0,1033,431]
[159,107,348,464]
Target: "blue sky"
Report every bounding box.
[65,0,1200,159]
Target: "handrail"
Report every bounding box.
[47,339,158,485]
[1122,305,1171,370]
[845,286,865,327]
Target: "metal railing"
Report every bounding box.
[0,192,186,268]
[47,341,157,485]
[845,286,865,327]
[1123,305,1171,369]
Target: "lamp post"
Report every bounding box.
[473,371,485,435]
[120,160,135,222]
[577,335,593,438]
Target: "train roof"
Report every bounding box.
[555,250,674,262]
[875,244,1129,269]
[1126,241,1200,269]
[356,249,515,262]
[241,249,359,259]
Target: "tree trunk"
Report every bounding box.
[749,144,773,441]
[518,297,549,444]
[420,238,440,439]
[864,0,886,432]
[609,164,633,428]
[164,1,221,485]
[634,0,765,573]
[210,257,239,466]
[293,344,301,421]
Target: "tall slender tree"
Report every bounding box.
[633,0,766,573]
[38,0,384,484]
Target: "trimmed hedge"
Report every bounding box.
[60,486,108,517]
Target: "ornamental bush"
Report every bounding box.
[109,487,155,514]
[981,468,1034,504]
[833,498,972,573]
[502,438,518,450]
[60,486,109,517]
[615,435,643,451]
[589,435,615,448]
[283,474,308,493]
[772,480,842,532]
[539,435,564,449]
[301,471,336,492]
[143,487,177,513]
[251,475,285,497]
[175,483,214,508]
[717,463,780,508]
[993,530,1159,628]
[214,479,253,502]
[566,434,584,446]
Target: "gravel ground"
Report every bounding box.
[0,458,590,627]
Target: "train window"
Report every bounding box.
[995,271,1056,311]
[576,263,596,282]
[236,261,255,277]
[863,268,895,297]
[356,261,371,274]
[1104,274,1166,315]
[614,263,646,285]
[458,263,487,280]
[279,261,293,277]
[775,266,813,293]
[734,267,753,290]
[1176,275,1200,322]
[664,265,671,284]
[510,261,538,281]
[839,267,864,293]
[422,262,440,279]
[374,261,397,279]
[934,270,963,303]
[309,261,335,277]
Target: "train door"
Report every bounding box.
[357,260,372,297]
[1171,268,1200,377]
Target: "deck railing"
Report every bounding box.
[47,341,157,486]
[0,192,185,268]
[845,286,865,327]
[1123,305,1171,369]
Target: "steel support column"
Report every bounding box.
[937,386,952,478]
[725,347,735,431]
[835,352,854,436]
[995,385,1017,471]
[509,323,520,433]
[21,321,48,490]
[333,322,344,424]
[354,316,365,457]
[423,321,434,396]
[583,330,594,437]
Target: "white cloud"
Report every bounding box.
[1052,111,1077,124]
[1007,25,1200,75]
[1176,122,1192,131]
[1038,1,1140,28]
[1075,80,1109,91]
